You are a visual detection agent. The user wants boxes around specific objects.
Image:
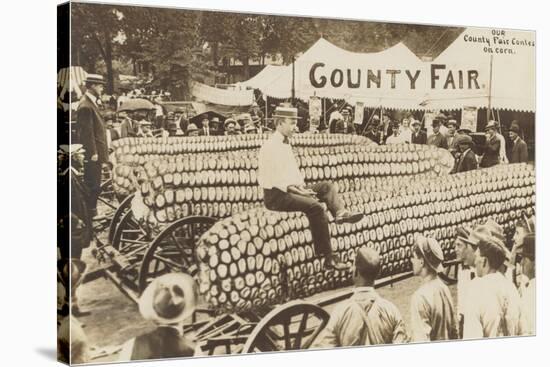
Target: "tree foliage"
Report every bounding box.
[71,3,463,96]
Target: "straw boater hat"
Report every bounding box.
[273,106,301,120]
[447,119,458,128]
[411,119,421,126]
[485,120,499,131]
[84,74,106,85]
[414,235,444,273]
[139,273,197,325]
[224,118,237,128]
[187,123,198,132]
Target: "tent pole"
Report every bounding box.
[291,56,296,105]
[487,54,494,121]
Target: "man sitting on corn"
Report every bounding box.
[258,105,364,270]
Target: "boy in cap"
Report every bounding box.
[463,238,522,338]
[480,121,501,168]
[410,235,458,341]
[410,119,427,144]
[314,246,407,347]
[508,122,528,163]
[385,122,407,145]
[517,233,535,334]
[427,119,448,149]
[259,105,364,270]
[452,134,477,173]
[119,273,197,361]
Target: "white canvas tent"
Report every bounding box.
[257,38,429,109]
[429,27,535,112]
[236,65,288,91]
[191,81,255,106]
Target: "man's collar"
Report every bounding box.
[514,136,520,144]
[354,286,375,293]
[85,91,98,107]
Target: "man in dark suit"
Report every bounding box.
[480,120,501,168]
[199,117,218,136]
[427,119,448,149]
[411,119,427,144]
[452,134,478,173]
[365,124,382,144]
[77,74,109,217]
[508,123,528,163]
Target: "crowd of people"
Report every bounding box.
[63,75,535,363]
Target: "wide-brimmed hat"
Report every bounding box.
[447,119,458,127]
[273,106,301,120]
[224,118,237,128]
[482,219,505,241]
[485,120,499,131]
[139,273,197,325]
[187,123,198,132]
[414,235,444,273]
[85,74,106,85]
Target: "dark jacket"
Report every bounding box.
[453,149,478,173]
[365,130,382,144]
[129,327,195,361]
[411,131,427,145]
[509,137,528,163]
[480,134,501,168]
[120,118,140,138]
[333,119,356,134]
[77,94,109,163]
[427,132,448,149]
[198,127,219,136]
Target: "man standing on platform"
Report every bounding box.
[410,119,427,145]
[508,122,528,163]
[77,74,108,218]
[452,135,478,173]
[480,121,501,168]
[427,119,448,149]
[258,105,364,270]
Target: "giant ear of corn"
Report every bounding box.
[110,134,372,197]
[125,143,454,233]
[195,164,534,314]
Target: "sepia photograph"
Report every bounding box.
[57,1,536,364]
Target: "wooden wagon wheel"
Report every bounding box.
[137,216,216,292]
[107,193,135,244]
[440,259,460,285]
[111,210,151,254]
[240,301,330,354]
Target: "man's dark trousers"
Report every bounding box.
[263,181,344,257]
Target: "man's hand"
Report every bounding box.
[91,154,98,162]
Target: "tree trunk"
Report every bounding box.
[243,53,250,80]
[104,30,114,94]
[212,42,219,68]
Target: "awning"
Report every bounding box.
[191,82,254,106]
[57,66,87,99]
